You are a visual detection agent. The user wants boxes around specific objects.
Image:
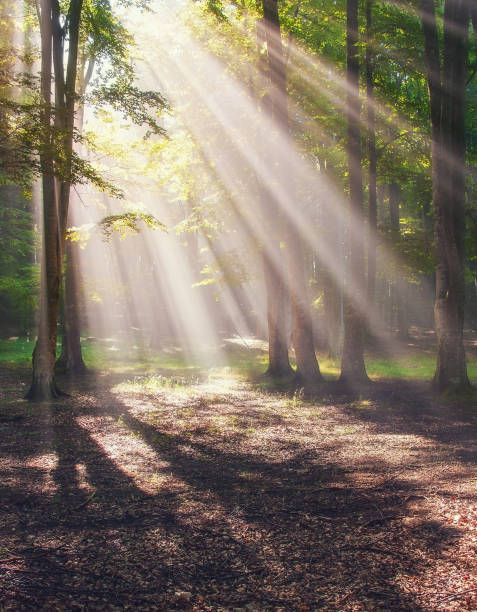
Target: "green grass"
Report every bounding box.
[319,353,477,383]
[0,338,36,366]
[1,336,476,385]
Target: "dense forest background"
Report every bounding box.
[0,0,476,398]
[3,2,477,610]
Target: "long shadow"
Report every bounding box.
[0,364,467,610]
[76,371,467,608]
[334,379,477,466]
[258,371,477,466]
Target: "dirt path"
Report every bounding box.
[1,366,476,611]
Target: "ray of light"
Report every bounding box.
[69,0,436,381]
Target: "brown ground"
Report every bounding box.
[1,341,477,611]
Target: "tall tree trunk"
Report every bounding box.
[256,185,294,377]
[26,0,63,400]
[389,182,408,339]
[55,2,87,374]
[56,239,87,373]
[52,0,83,237]
[389,181,399,332]
[323,269,342,358]
[256,13,293,377]
[366,0,377,306]
[420,0,470,392]
[339,0,370,385]
[27,0,84,398]
[260,0,322,383]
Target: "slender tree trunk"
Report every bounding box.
[366,0,377,306]
[243,27,290,367]
[397,280,408,340]
[420,0,470,392]
[389,181,399,331]
[256,11,293,378]
[389,182,408,339]
[323,269,342,358]
[339,0,370,385]
[287,227,323,383]
[26,0,63,400]
[55,1,87,374]
[261,0,322,383]
[52,0,83,237]
[56,239,87,373]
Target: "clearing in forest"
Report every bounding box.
[1,338,477,611]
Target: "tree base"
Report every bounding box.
[264,364,296,380]
[55,356,88,376]
[25,374,67,402]
[431,371,471,395]
[338,372,372,389]
[295,368,324,387]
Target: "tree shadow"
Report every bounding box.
[0,364,469,610]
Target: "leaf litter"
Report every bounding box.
[0,364,476,611]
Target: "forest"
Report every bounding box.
[0,0,477,609]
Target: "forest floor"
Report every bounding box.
[1,332,477,611]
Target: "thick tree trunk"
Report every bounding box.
[261,0,322,383]
[433,0,470,391]
[288,232,323,383]
[28,0,84,398]
[420,0,470,392]
[262,251,294,377]
[26,0,63,400]
[339,0,370,385]
[256,11,294,378]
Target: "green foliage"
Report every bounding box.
[204,0,228,22]
[0,185,38,337]
[88,79,168,137]
[82,0,134,72]
[0,80,124,196]
[194,249,251,289]
[98,211,167,241]
[0,268,39,334]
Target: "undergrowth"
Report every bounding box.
[0,335,476,385]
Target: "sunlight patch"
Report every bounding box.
[75,462,94,492]
[76,415,176,494]
[25,452,58,471]
[22,453,59,495]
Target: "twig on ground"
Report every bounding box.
[435,587,477,604]
[362,515,396,528]
[335,582,360,606]
[73,491,96,510]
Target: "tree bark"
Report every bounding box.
[323,269,342,358]
[52,0,83,236]
[27,0,84,398]
[26,0,63,400]
[420,0,470,392]
[54,0,87,374]
[56,239,87,373]
[389,182,408,339]
[260,0,322,383]
[256,10,294,379]
[339,0,370,385]
[366,0,377,306]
